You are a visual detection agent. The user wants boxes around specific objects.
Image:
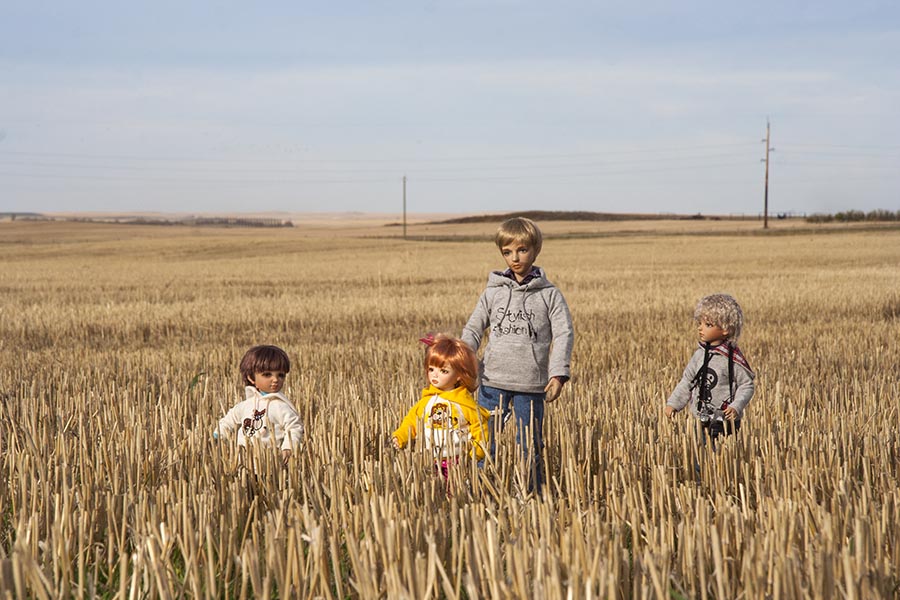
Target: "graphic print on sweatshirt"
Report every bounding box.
[492,306,536,337]
[242,409,267,438]
[698,368,718,403]
[423,398,469,458]
[696,367,721,421]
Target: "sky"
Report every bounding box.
[1,1,898,216]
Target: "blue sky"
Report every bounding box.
[2,1,898,216]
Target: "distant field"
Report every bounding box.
[1,220,898,598]
[15,210,898,239]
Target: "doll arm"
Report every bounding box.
[214,404,241,439]
[392,403,423,449]
[666,353,701,413]
[727,365,756,418]
[547,290,574,381]
[467,408,490,460]
[278,405,304,451]
[461,291,491,351]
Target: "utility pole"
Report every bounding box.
[402,175,407,240]
[762,119,774,229]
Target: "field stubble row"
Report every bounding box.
[1,222,899,599]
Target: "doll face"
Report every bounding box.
[500,241,538,282]
[697,318,729,346]
[248,370,286,394]
[428,363,460,392]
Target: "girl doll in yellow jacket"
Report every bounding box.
[392,334,490,475]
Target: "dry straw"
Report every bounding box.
[1,222,898,598]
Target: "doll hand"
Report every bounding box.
[664,405,676,418]
[723,405,738,420]
[544,377,564,402]
[390,437,401,450]
[281,449,292,465]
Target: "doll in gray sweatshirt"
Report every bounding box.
[462,217,574,492]
[665,293,755,444]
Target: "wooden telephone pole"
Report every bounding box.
[402,175,407,240]
[762,120,773,229]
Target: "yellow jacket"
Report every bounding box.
[393,385,490,460]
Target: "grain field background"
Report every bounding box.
[0,220,898,599]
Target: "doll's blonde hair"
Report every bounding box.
[694,294,744,342]
[495,217,543,255]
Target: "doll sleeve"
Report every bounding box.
[461,290,492,352]
[278,404,304,451]
[392,401,424,448]
[215,403,241,439]
[547,289,574,380]
[467,406,491,461]
[728,364,756,417]
[666,352,700,412]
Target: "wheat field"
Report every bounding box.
[1,220,898,599]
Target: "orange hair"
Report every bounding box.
[424,335,479,392]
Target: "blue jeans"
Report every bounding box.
[478,385,546,492]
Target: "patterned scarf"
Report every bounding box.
[706,342,752,373]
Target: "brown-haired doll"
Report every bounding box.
[214,345,303,465]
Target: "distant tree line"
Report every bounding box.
[2,214,294,228]
[806,209,900,223]
[112,216,293,227]
[0,212,43,221]
[184,217,293,228]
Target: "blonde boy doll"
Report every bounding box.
[665,294,755,444]
[462,217,574,491]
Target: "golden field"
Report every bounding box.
[0,219,898,599]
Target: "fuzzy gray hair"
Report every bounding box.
[693,293,744,341]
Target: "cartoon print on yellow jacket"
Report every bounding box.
[393,385,490,460]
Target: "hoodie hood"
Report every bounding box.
[244,385,298,411]
[420,385,488,418]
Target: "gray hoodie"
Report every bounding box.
[462,268,573,394]
[666,344,755,421]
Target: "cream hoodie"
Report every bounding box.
[216,386,304,451]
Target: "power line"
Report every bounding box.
[776,142,900,151]
[0,150,757,176]
[2,135,896,203]
[0,141,760,164]
[0,159,759,186]
[0,170,395,185]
